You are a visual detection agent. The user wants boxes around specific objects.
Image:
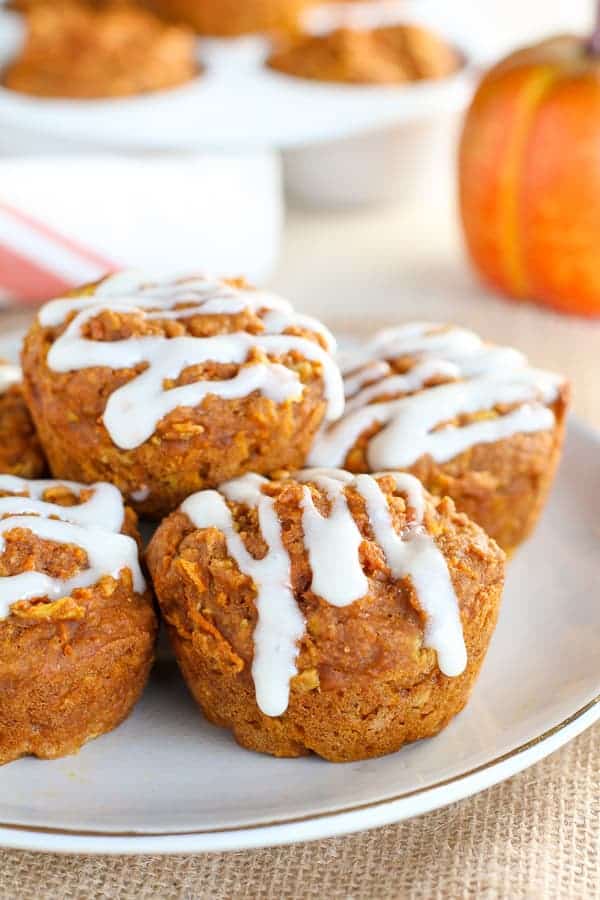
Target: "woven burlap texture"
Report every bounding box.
[0,720,598,900]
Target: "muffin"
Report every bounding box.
[147,468,505,762]
[0,363,46,478]
[267,23,459,84]
[148,0,313,37]
[21,271,344,518]
[309,323,570,553]
[3,1,198,99]
[0,476,157,765]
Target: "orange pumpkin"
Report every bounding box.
[459,31,600,317]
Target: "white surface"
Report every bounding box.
[0,153,283,286]
[0,415,598,853]
[465,0,591,58]
[0,7,474,151]
[283,117,458,208]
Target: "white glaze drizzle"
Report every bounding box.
[182,474,305,718]
[342,359,391,399]
[130,485,150,503]
[344,359,459,414]
[39,272,344,451]
[353,472,465,676]
[298,470,368,606]
[0,478,145,620]
[310,323,564,468]
[182,467,466,717]
[0,363,21,394]
[0,475,125,530]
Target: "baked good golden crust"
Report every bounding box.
[23,276,341,516]
[340,399,570,555]
[395,416,568,554]
[0,479,157,765]
[0,377,46,478]
[148,0,312,36]
[3,1,198,99]
[21,273,343,518]
[147,470,505,762]
[268,23,459,84]
[309,324,570,554]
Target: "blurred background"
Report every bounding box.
[0,0,598,423]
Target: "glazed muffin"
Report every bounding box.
[148,0,313,37]
[21,272,344,518]
[0,476,157,765]
[309,324,570,553]
[147,468,505,762]
[268,23,459,84]
[3,1,198,99]
[0,363,45,478]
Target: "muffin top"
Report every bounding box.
[0,362,46,479]
[153,468,501,717]
[32,271,344,452]
[146,0,312,38]
[0,476,145,621]
[268,23,460,85]
[3,0,198,99]
[309,323,567,471]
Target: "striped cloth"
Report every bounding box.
[0,154,282,304]
[0,201,116,303]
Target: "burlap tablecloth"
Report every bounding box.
[2,199,600,898]
[0,722,598,899]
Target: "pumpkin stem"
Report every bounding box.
[588,0,600,54]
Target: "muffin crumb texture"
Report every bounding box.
[309,323,569,552]
[21,272,343,517]
[268,24,460,84]
[0,364,46,478]
[148,0,313,36]
[4,1,198,98]
[0,477,156,765]
[147,468,505,762]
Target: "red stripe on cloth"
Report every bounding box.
[0,243,72,303]
[0,201,117,271]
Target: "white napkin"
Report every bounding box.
[0,152,282,304]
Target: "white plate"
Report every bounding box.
[0,7,475,150]
[0,322,599,853]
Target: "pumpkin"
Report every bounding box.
[459,13,600,317]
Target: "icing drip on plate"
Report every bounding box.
[0,363,21,394]
[309,323,564,469]
[39,272,344,450]
[182,468,466,718]
[0,477,145,620]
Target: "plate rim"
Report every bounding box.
[1,416,599,854]
[0,694,599,855]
